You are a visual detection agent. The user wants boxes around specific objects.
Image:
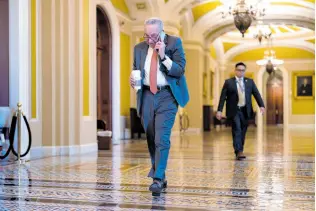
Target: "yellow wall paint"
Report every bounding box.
[232,47,315,61]
[120,32,131,116]
[210,44,217,59]
[269,26,276,34]
[229,72,254,79]
[31,0,37,118]
[278,26,289,33]
[306,39,315,44]
[192,1,222,21]
[179,28,183,38]
[83,0,90,116]
[110,0,129,14]
[287,25,301,31]
[223,42,239,53]
[292,71,315,115]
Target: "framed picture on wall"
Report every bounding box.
[293,72,315,99]
[203,72,207,98]
[210,71,214,99]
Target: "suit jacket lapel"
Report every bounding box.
[244,78,250,94]
[233,78,238,94]
[140,44,148,76]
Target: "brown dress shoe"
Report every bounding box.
[237,151,246,160]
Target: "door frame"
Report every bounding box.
[256,66,289,128]
[91,0,120,144]
[96,6,112,130]
[266,72,284,125]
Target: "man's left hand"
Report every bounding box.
[260,107,265,114]
[155,41,166,59]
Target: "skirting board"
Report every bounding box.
[30,142,98,160]
[185,128,202,134]
[172,128,202,134]
[288,124,315,129]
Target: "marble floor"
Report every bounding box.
[0,126,314,210]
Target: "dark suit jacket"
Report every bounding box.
[217,77,265,119]
[133,34,190,116]
[299,84,312,96]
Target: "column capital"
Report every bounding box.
[182,40,204,52]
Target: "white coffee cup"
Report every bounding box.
[132,70,141,91]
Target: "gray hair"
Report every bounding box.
[144,17,164,30]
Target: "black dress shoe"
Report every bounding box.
[149,179,166,196]
[152,179,168,188]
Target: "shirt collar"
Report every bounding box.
[235,76,244,81]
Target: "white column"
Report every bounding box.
[215,61,227,113]
[9,0,31,159]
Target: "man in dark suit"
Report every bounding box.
[298,78,312,96]
[130,17,189,196]
[216,62,265,160]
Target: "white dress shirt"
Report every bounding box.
[236,76,246,107]
[143,47,173,86]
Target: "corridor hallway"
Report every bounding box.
[0,126,314,210]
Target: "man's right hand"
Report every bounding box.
[129,73,135,89]
[216,112,222,120]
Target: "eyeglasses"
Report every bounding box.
[143,31,162,42]
[236,69,246,72]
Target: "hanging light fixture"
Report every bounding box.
[220,0,268,37]
[256,36,284,74]
[252,21,272,44]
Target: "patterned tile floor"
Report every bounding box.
[0,126,314,210]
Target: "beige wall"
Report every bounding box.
[183,43,204,130]
[41,0,83,147]
[42,0,53,146]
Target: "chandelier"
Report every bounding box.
[256,37,284,74]
[220,0,268,37]
[252,21,272,44]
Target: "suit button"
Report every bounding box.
[176,81,180,85]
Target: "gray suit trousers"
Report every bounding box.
[140,88,178,180]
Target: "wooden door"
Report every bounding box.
[266,77,283,124]
[0,0,9,106]
[96,7,112,130]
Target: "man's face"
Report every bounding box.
[144,24,161,48]
[235,65,246,78]
[303,78,308,85]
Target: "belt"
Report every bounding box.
[237,106,246,110]
[143,85,170,91]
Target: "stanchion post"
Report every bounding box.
[17,103,22,164]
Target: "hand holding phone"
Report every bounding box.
[155,33,166,59]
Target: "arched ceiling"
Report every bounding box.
[110,0,315,61]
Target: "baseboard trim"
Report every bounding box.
[30,142,98,160]
[288,124,314,129]
[184,128,202,134]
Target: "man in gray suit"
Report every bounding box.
[130,17,189,196]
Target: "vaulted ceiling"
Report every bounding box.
[110,0,315,61]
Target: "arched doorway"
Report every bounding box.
[266,70,283,125]
[96,7,112,131]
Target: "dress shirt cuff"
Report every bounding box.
[162,55,172,70]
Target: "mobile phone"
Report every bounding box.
[156,32,165,52]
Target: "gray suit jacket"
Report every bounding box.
[133,34,189,116]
